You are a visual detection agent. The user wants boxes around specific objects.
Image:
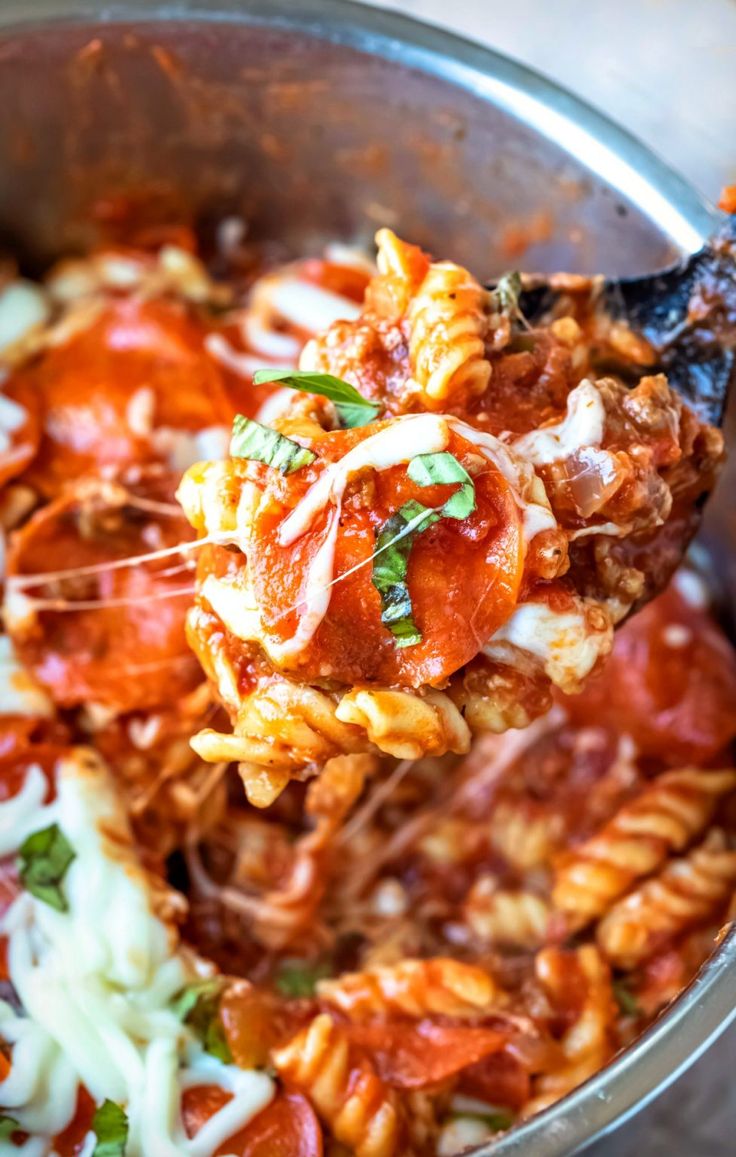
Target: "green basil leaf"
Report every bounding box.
[17,823,75,913]
[372,453,476,648]
[613,978,640,1017]
[91,1100,129,1157]
[407,451,475,520]
[172,978,232,1063]
[0,1116,19,1140]
[230,414,315,474]
[372,501,441,648]
[491,270,523,318]
[275,958,332,998]
[253,369,380,429]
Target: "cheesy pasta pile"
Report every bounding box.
[0,225,733,1157]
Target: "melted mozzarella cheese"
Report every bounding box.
[0,635,53,718]
[484,598,613,692]
[266,275,361,331]
[240,315,302,361]
[204,332,266,379]
[0,281,50,357]
[265,415,450,657]
[278,414,450,547]
[0,390,30,455]
[0,750,273,1156]
[446,417,557,544]
[511,379,606,465]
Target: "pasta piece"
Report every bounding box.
[463,876,552,950]
[489,798,565,871]
[335,687,471,760]
[449,659,550,734]
[597,831,736,968]
[407,258,492,406]
[190,677,368,806]
[371,228,492,406]
[368,227,430,317]
[524,946,617,1115]
[272,1013,403,1157]
[190,661,472,803]
[552,768,736,927]
[316,958,505,1020]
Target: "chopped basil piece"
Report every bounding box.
[91,1100,129,1157]
[613,978,640,1017]
[172,977,232,1063]
[230,413,315,474]
[253,369,380,428]
[17,823,75,913]
[0,1116,19,1140]
[372,501,441,648]
[407,452,476,520]
[372,452,476,648]
[275,958,331,998]
[491,270,523,318]
[484,1111,514,1133]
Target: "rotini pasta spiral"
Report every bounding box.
[552,768,736,926]
[272,1012,403,1157]
[335,686,471,760]
[597,830,736,967]
[316,957,505,1020]
[490,798,565,871]
[407,259,492,406]
[463,876,552,949]
[524,945,617,1116]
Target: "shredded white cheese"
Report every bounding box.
[0,282,50,357]
[264,275,361,331]
[240,315,301,362]
[278,414,449,547]
[0,750,274,1156]
[511,379,606,465]
[446,417,557,544]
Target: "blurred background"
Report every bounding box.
[367,1,736,1153]
[369,0,736,204]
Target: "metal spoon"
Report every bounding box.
[508,213,736,426]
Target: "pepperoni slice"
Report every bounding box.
[6,469,200,712]
[21,297,234,496]
[182,1086,323,1157]
[242,423,523,687]
[347,1020,516,1089]
[565,584,736,763]
[52,1087,96,1157]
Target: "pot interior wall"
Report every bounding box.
[0,18,683,278]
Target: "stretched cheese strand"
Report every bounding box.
[511,380,606,465]
[0,749,273,1156]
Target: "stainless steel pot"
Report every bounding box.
[0,2,732,1153]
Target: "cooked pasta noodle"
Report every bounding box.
[272,1014,403,1157]
[552,768,736,927]
[597,831,736,967]
[316,958,505,1019]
